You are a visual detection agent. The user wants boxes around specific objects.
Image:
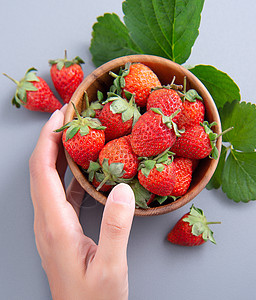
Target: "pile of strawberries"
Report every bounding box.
[57,62,220,209]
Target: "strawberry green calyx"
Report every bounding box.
[82,91,103,118]
[87,161,116,188]
[109,62,131,95]
[200,121,234,160]
[3,67,39,108]
[103,92,141,126]
[183,205,221,244]
[151,107,184,137]
[49,50,85,70]
[173,76,202,102]
[55,102,106,141]
[92,158,133,191]
[129,179,151,209]
[138,148,175,178]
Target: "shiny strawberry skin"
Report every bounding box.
[130,110,177,157]
[25,77,62,112]
[146,88,182,123]
[171,125,212,159]
[177,99,205,129]
[122,63,161,107]
[167,213,206,246]
[171,157,193,197]
[62,128,105,170]
[50,63,84,104]
[138,162,176,196]
[99,102,133,142]
[99,136,139,179]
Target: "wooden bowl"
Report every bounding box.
[64,55,222,216]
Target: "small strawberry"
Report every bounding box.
[146,85,183,123]
[98,92,141,141]
[171,121,221,160]
[167,205,221,246]
[130,108,183,157]
[110,62,161,107]
[177,89,205,130]
[55,103,106,169]
[99,135,139,180]
[3,68,62,113]
[171,157,193,197]
[138,149,176,196]
[49,50,84,103]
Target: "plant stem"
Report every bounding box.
[96,174,111,191]
[3,73,19,85]
[216,127,234,139]
[206,222,222,225]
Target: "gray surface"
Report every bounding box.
[0,0,256,299]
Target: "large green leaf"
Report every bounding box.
[90,13,142,67]
[123,0,204,64]
[189,65,241,109]
[219,100,256,152]
[90,0,204,66]
[221,150,256,202]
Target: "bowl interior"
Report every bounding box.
[64,55,222,216]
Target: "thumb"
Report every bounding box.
[96,183,135,265]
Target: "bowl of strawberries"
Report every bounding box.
[61,54,222,216]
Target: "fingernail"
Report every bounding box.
[109,183,134,206]
[49,109,60,120]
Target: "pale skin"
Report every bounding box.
[29,106,135,300]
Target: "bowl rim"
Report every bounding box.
[64,54,222,216]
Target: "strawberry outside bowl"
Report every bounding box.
[64,54,222,216]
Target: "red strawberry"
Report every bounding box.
[130,108,182,157]
[98,93,140,141]
[177,97,205,129]
[138,150,176,196]
[171,157,193,197]
[171,121,220,160]
[99,135,139,179]
[167,205,221,246]
[49,51,84,103]
[3,68,62,113]
[146,87,182,123]
[56,103,105,169]
[110,62,161,107]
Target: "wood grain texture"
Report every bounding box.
[64,55,222,216]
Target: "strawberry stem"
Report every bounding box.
[3,73,19,85]
[96,174,111,191]
[216,127,234,139]
[84,91,90,109]
[64,49,67,60]
[206,222,221,225]
[71,102,82,122]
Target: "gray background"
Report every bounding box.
[1,0,256,299]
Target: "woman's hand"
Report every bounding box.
[29,108,135,300]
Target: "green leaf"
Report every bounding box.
[123,0,204,64]
[219,100,256,152]
[66,125,79,141]
[189,65,241,109]
[221,150,256,202]
[90,13,142,67]
[206,145,228,190]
